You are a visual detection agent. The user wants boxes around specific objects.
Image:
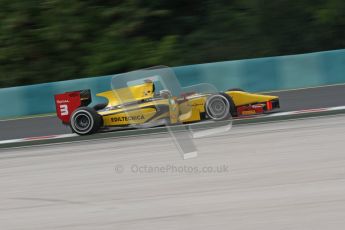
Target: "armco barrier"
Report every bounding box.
[174,49,345,92]
[0,49,344,119]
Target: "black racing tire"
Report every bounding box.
[227,88,244,92]
[205,94,232,120]
[70,107,102,135]
[220,93,237,117]
[93,103,108,111]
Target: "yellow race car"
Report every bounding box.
[54,80,279,135]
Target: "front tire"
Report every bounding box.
[70,107,102,135]
[220,93,237,117]
[205,94,231,120]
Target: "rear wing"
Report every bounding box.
[54,90,92,124]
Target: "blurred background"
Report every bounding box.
[0,0,344,88]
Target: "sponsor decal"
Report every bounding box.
[111,114,145,122]
[241,110,257,115]
[192,103,204,107]
[56,100,70,104]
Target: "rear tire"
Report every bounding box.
[70,107,102,135]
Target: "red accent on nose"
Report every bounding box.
[266,101,273,110]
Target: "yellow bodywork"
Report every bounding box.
[177,95,206,123]
[98,99,169,126]
[94,83,278,127]
[226,91,278,106]
[174,91,279,123]
[96,81,155,107]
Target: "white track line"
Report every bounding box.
[0,134,76,145]
[261,82,345,94]
[1,106,345,146]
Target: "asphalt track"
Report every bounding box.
[1,115,345,229]
[1,84,345,141]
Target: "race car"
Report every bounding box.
[54,80,280,135]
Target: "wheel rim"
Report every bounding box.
[74,114,91,130]
[71,110,94,134]
[206,95,230,120]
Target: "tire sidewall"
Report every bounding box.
[220,92,237,117]
[70,108,96,135]
[205,94,231,120]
